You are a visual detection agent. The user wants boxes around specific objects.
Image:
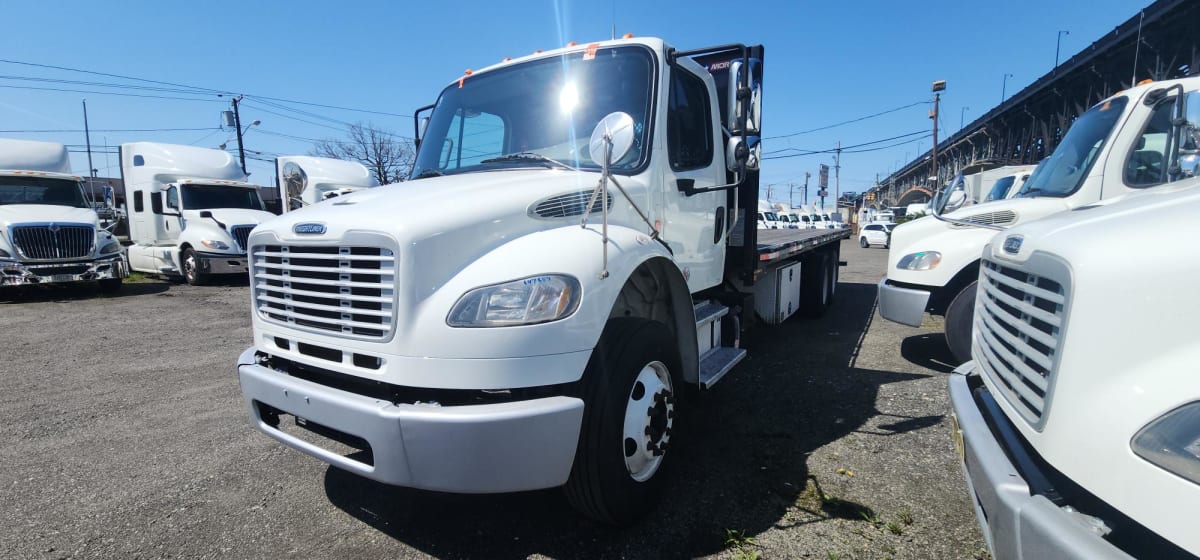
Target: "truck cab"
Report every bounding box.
[879,76,1200,363]
[0,138,125,292]
[236,37,825,525]
[275,156,379,212]
[121,142,276,285]
[949,173,1200,559]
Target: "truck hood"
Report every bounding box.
[255,168,623,296]
[887,197,1071,287]
[182,207,275,227]
[0,205,98,229]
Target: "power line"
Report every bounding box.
[764,130,928,158]
[0,126,219,133]
[0,83,221,102]
[765,101,927,140]
[0,58,409,117]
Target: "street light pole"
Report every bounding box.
[1055,30,1070,70]
[960,106,969,131]
[931,80,946,192]
[1001,73,1013,104]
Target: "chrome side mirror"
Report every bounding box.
[588,112,635,166]
[727,59,763,136]
[944,190,967,213]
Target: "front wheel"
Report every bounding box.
[944,281,977,364]
[859,236,869,248]
[565,318,682,525]
[181,248,208,286]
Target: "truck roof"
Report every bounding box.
[0,139,72,174]
[452,36,669,88]
[0,170,82,181]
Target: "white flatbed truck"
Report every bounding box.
[236,37,848,524]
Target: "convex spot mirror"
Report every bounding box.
[726,136,761,172]
[944,190,967,212]
[589,112,635,167]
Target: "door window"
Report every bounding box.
[667,68,713,170]
[1124,99,1176,187]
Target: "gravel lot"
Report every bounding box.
[0,238,987,559]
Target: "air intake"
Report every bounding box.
[531,191,614,218]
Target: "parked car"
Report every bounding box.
[859,223,891,248]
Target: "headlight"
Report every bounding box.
[1132,402,1200,485]
[98,240,121,255]
[897,251,942,270]
[200,240,230,250]
[448,274,581,327]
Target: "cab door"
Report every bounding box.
[658,59,725,292]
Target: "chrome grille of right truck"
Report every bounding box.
[974,258,1067,424]
[251,245,396,339]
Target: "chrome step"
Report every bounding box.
[698,346,747,389]
[694,301,728,328]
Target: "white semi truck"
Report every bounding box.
[236,37,850,524]
[879,76,1200,363]
[0,139,125,292]
[949,160,1200,557]
[274,156,379,212]
[120,142,276,285]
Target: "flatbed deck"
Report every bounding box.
[756,228,850,264]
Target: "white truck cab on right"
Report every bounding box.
[949,171,1200,559]
[879,76,1200,363]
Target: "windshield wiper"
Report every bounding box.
[480,152,577,171]
[412,168,444,179]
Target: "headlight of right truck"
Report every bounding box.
[897,251,942,270]
[447,274,581,327]
[1131,401,1200,485]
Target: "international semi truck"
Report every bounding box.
[879,76,1200,363]
[948,162,1200,558]
[274,156,379,212]
[235,36,850,524]
[120,142,276,285]
[0,138,125,292]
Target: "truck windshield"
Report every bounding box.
[412,45,655,177]
[1017,96,1129,198]
[182,184,265,211]
[984,176,1016,202]
[0,176,88,208]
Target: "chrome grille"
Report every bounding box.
[252,244,396,339]
[230,225,255,251]
[531,191,613,218]
[975,258,1067,424]
[11,224,94,260]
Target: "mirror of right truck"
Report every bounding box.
[588,111,635,166]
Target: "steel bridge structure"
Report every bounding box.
[867,0,1200,209]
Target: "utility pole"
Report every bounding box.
[931,80,946,193]
[789,181,795,208]
[82,99,95,178]
[834,141,841,209]
[232,95,247,175]
[803,172,810,207]
[1001,73,1012,104]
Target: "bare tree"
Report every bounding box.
[313,122,415,184]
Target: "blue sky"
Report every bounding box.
[0,0,1147,206]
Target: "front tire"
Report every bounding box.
[944,281,977,364]
[859,236,869,248]
[565,318,682,525]
[181,248,208,286]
